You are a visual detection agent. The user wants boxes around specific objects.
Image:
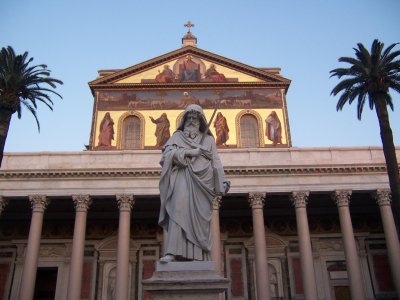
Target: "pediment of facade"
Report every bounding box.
[89,46,290,89]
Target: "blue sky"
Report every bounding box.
[1,0,399,152]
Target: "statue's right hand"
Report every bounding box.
[185,148,201,157]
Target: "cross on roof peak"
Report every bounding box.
[184,20,194,33]
[182,20,197,47]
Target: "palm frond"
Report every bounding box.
[336,89,353,110]
[330,39,400,120]
[354,43,371,70]
[20,100,41,131]
[389,81,400,94]
[382,43,398,59]
[385,93,394,111]
[357,95,367,120]
[0,46,63,132]
[331,77,363,96]
[381,48,400,69]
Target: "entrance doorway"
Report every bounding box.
[327,261,350,300]
[33,267,58,300]
[333,285,351,300]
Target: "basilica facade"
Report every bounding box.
[0,28,399,300]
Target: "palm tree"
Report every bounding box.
[0,46,63,167]
[330,39,400,233]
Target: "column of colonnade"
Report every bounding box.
[374,190,400,297]
[332,190,366,300]
[18,195,50,300]
[65,193,136,300]
[115,194,135,300]
[290,191,319,300]
[66,195,92,300]
[211,195,223,274]
[245,189,369,299]
[4,188,399,299]
[248,192,271,300]
[12,194,136,300]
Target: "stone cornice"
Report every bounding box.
[0,164,387,179]
[90,81,289,90]
[225,164,387,176]
[0,169,161,179]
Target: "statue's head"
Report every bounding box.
[184,104,204,116]
[177,104,211,135]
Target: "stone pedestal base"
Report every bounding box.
[142,261,230,300]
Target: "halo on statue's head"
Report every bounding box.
[177,104,212,135]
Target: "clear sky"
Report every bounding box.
[1,0,399,152]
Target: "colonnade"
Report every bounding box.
[0,189,399,300]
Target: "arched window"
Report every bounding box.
[122,116,141,149]
[240,114,259,148]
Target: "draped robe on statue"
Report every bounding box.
[158,128,227,261]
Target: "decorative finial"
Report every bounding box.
[184,20,194,33]
[182,20,197,47]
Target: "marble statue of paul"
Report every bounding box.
[158,104,230,263]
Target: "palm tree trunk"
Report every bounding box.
[375,99,400,236]
[0,108,13,168]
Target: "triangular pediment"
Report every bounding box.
[89,46,290,89]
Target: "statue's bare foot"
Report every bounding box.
[160,254,175,263]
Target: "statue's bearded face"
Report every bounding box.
[184,111,200,137]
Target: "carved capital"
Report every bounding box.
[72,195,92,212]
[116,194,135,211]
[331,190,352,207]
[212,196,222,210]
[290,191,309,208]
[29,195,50,212]
[248,192,266,209]
[0,197,8,216]
[373,189,391,207]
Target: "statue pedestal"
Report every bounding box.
[142,261,230,300]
